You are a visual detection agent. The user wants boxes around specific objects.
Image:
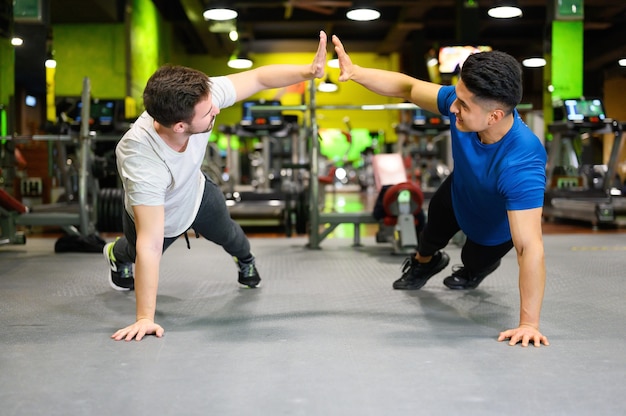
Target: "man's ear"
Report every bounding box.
[490,108,506,124]
[172,121,186,133]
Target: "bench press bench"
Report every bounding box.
[316,211,379,247]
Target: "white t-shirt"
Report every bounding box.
[115,76,236,237]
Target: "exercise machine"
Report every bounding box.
[0,78,124,249]
[225,100,309,235]
[396,108,452,200]
[372,153,424,254]
[0,187,27,245]
[544,97,625,227]
[0,78,98,239]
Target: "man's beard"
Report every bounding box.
[188,120,214,135]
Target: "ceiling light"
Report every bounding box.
[44,49,56,68]
[203,4,238,21]
[522,57,546,68]
[11,37,23,46]
[228,52,253,69]
[426,57,438,67]
[346,1,380,21]
[488,1,522,18]
[619,59,626,67]
[318,77,338,93]
[328,53,339,68]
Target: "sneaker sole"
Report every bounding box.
[238,278,261,288]
[443,261,500,290]
[393,253,450,290]
[103,243,132,292]
[108,274,132,291]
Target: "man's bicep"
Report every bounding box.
[507,207,543,249]
[133,205,165,243]
[410,81,443,114]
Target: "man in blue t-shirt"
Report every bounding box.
[332,35,549,348]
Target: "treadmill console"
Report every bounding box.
[556,98,606,127]
[66,98,119,132]
[240,100,284,131]
[412,108,450,130]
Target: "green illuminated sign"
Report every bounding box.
[14,0,42,22]
[556,0,584,21]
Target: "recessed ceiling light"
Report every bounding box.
[488,2,522,19]
[522,57,546,68]
[228,53,253,69]
[346,3,380,22]
[328,54,339,68]
[318,78,338,93]
[203,7,237,21]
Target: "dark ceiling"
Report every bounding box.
[15,0,626,100]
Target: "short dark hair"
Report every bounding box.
[142,65,212,127]
[460,51,522,113]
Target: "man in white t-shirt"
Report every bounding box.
[103,31,328,342]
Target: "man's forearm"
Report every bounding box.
[350,66,441,112]
[351,65,414,98]
[254,64,317,89]
[134,249,161,322]
[517,250,546,328]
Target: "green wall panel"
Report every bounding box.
[51,0,180,114]
[129,0,161,110]
[0,37,14,105]
[551,20,583,100]
[53,24,126,98]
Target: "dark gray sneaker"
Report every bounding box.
[393,251,450,290]
[234,256,261,288]
[103,242,134,291]
[443,260,501,290]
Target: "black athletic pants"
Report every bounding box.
[417,174,514,273]
[113,174,252,264]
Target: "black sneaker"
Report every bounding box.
[443,260,501,290]
[103,241,134,291]
[393,251,450,290]
[234,256,261,288]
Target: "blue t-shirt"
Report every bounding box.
[437,85,547,245]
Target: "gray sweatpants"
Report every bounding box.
[112,175,252,264]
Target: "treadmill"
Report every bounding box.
[544,97,626,227]
[225,100,295,230]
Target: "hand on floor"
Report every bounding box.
[498,325,549,347]
[111,318,164,341]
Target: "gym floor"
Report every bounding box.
[1,191,625,416]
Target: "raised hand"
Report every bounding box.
[310,30,328,79]
[331,34,356,82]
